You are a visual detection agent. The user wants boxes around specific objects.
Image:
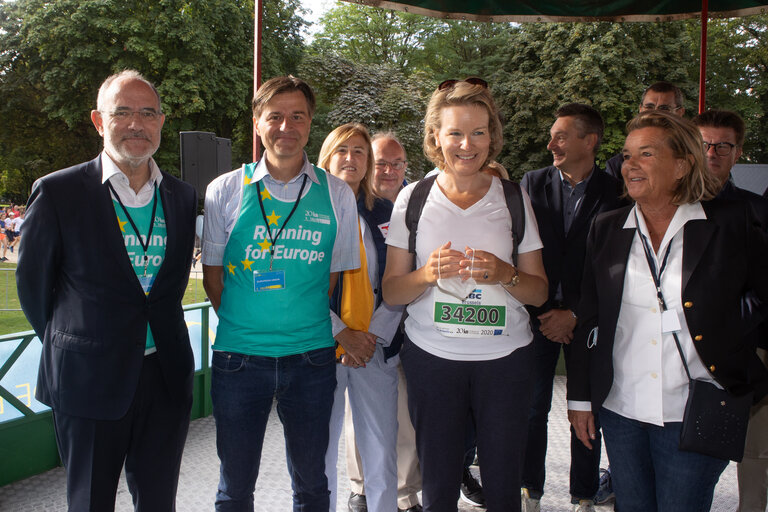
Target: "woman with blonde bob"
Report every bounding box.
[383,79,548,511]
[568,111,768,511]
[319,123,403,512]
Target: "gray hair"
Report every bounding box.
[96,69,162,112]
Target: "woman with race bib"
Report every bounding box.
[383,78,548,511]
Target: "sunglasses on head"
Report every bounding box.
[437,77,489,91]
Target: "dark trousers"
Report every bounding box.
[53,353,192,512]
[521,326,601,501]
[401,337,533,512]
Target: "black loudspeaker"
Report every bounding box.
[180,131,232,199]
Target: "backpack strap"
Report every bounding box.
[500,179,525,266]
[405,174,438,254]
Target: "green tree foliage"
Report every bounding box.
[491,21,698,179]
[0,0,306,201]
[299,53,434,181]
[312,4,440,71]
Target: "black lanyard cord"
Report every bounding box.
[634,208,693,381]
[256,173,308,270]
[108,181,158,276]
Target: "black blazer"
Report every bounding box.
[567,200,768,412]
[521,164,625,317]
[17,156,197,420]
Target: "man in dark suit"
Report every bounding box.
[693,109,768,512]
[17,70,197,511]
[520,103,624,511]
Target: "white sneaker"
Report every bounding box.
[573,499,596,512]
[521,489,540,512]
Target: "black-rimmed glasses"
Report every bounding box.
[703,141,736,156]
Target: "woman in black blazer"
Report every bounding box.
[567,111,768,512]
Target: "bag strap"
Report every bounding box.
[406,175,438,254]
[501,178,525,266]
[634,209,693,382]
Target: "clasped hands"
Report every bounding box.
[336,328,376,368]
[424,241,513,285]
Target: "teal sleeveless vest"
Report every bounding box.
[112,187,166,351]
[215,164,338,357]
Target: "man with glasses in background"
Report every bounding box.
[605,81,686,180]
[17,69,197,510]
[693,109,768,512]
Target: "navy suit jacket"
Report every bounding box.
[521,164,625,318]
[17,156,197,420]
[568,201,768,411]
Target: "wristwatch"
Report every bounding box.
[501,265,520,287]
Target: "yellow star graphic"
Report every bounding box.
[117,215,128,233]
[226,262,236,275]
[266,210,281,226]
[260,188,272,201]
[243,174,251,186]
[257,238,272,252]
[241,258,254,270]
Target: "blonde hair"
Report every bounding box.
[626,111,719,205]
[318,123,376,210]
[423,81,503,171]
[482,161,510,180]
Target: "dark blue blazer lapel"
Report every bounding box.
[567,164,602,242]
[86,158,149,299]
[152,175,176,294]
[681,218,716,294]
[603,213,636,332]
[545,168,566,241]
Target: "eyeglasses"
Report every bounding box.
[104,108,162,122]
[438,77,489,91]
[375,160,407,171]
[703,141,736,156]
[640,103,682,112]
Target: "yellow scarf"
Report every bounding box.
[337,221,374,357]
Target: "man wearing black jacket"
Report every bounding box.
[520,104,625,512]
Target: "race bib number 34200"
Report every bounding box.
[433,286,508,338]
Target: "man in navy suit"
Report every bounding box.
[17,70,197,511]
[520,104,624,512]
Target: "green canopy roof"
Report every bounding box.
[344,0,768,22]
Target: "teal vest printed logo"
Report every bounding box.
[215,165,337,357]
[112,189,167,351]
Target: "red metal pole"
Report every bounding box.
[699,0,708,114]
[253,0,263,162]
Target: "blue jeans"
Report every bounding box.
[600,407,728,512]
[522,326,601,501]
[211,347,336,512]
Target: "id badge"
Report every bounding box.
[138,274,155,295]
[661,309,682,333]
[254,270,286,291]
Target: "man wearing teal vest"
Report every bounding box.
[202,76,361,511]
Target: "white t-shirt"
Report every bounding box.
[387,176,543,361]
